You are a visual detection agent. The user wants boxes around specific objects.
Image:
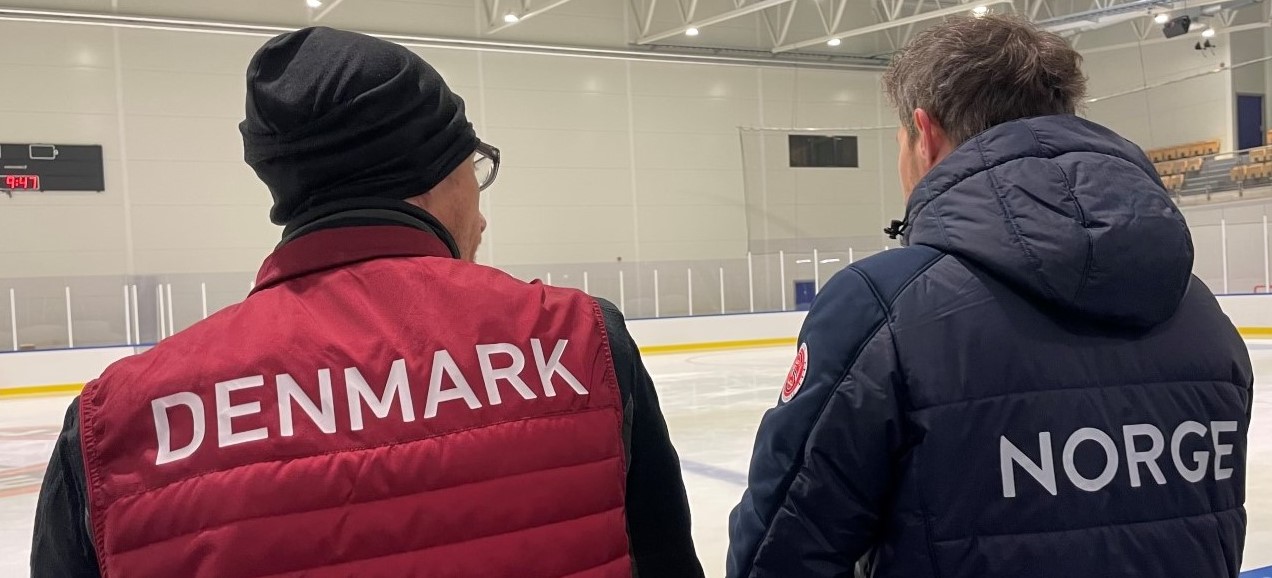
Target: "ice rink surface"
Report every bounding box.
[1,344,1269,577]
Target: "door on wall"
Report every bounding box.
[794,281,816,311]
[1237,93,1265,150]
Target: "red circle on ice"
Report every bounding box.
[781,343,809,403]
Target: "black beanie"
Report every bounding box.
[240,27,477,225]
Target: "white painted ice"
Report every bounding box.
[0,344,1268,577]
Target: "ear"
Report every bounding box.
[912,108,949,166]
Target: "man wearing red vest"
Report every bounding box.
[31,27,703,578]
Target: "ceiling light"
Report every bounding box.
[827,38,841,47]
[971,5,989,16]
[1202,27,1216,38]
[795,259,812,264]
[306,0,322,8]
[503,13,520,23]
[686,27,700,36]
[1154,13,1169,24]
[819,258,841,264]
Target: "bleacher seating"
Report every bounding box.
[1148,140,1224,195]
[1141,138,1272,196]
[1153,157,1206,177]
[1252,163,1268,181]
[1229,162,1272,184]
[1147,139,1222,164]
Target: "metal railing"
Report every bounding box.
[9,180,1267,354]
[1,248,894,352]
[1191,215,1272,296]
[1162,145,1272,203]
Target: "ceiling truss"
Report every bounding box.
[482,0,585,33]
[631,0,1267,57]
[774,0,1015,53]
[634,0,796,44]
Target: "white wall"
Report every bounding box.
[0,24,275,278]
[0,20,894,281]
[1181,199,1272,295]
[742,67,901,256]
[1265,28,1272,125]
[1082,36,1234,151]
[1231,29,1266,97]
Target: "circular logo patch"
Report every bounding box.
[780,343,809,403]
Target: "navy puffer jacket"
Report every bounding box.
[728,115,1253,578]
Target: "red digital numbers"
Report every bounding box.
[2,175,40,190]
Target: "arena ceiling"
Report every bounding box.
[0,0,1267,66]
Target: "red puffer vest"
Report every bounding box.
[79,226,631,577]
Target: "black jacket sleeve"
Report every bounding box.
[596,298,705,578]
[31,397,100,578]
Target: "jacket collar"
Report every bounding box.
[253,225,453,294]
[278,197,461,257]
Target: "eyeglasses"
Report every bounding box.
[475,141,501,192]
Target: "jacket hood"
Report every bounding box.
[902,115,1193,328]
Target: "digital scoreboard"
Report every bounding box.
[0,144,104,194]
[3,175,40,190]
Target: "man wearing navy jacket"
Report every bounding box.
[729,14,1252,578]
